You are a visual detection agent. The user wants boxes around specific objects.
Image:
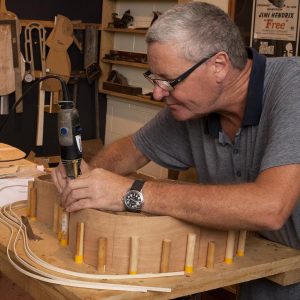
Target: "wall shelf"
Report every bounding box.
[20,19,102,30]
[103,27,147,34]
[101,58,148,69]
[100,89,164,108]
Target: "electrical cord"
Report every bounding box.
[0,75,71,134]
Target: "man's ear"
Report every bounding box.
[212,52,229,83]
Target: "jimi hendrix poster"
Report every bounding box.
[250,0,300,56]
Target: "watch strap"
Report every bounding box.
[130,179,145,192]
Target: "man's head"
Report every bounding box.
[146,2,247,70]
[144,2,248,121]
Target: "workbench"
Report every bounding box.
[0,144,300,299]
[1,205,300,300]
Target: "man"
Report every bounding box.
[52,2,300,299]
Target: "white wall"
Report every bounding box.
[105,96,168,179]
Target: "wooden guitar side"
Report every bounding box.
[35,175,231,274]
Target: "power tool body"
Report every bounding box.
[58,100,82,179]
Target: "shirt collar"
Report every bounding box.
[205,47,266,138]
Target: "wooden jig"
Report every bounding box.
[33,175,247,274]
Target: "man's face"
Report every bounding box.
[147,42,222,121]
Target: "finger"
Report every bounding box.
[66,198,93,212]
[63,186,90,208]
[52,163,68,193]
[61,176,90,206]
[51,168,65,193]
[51,169,59,191]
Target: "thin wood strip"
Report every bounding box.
[206,241,216,269]
[75,222,85,264]
[29,187,37,221]
[237,230,247,256]
[225,230,236,264]
[52,202,59,233]
[57,206,64,240]
[185,233,197,274]
[35,84,45,146]
[26,180,34,216]
[60,210,69,246]
[160,239,171,273]
[129,236,140,275]
[97,237,107,272]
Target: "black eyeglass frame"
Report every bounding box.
[143,52,218,91]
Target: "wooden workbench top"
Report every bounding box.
[1,205,300,300]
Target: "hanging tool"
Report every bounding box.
[24,22,47,82]
[24,22,47,146]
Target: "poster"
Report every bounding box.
[250,0,300,56]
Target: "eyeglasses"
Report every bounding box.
[143,52,218,91]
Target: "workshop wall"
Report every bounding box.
[0,0,104,157]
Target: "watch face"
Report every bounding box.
[124,190,144,212]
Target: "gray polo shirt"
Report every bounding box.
[133,48,300,249]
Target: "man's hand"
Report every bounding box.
[60,168,133,213]
[51,160,91,193]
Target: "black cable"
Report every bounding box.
[0,75,71,134]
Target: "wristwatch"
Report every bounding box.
[123,179,145,212]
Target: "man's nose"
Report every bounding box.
[152,84,170,101]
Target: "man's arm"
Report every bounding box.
[143,164,300,231]
[51,135,149,193]
[88,135,149,174]
[60,162,300,231]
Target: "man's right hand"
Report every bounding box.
[51,160,90,193]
